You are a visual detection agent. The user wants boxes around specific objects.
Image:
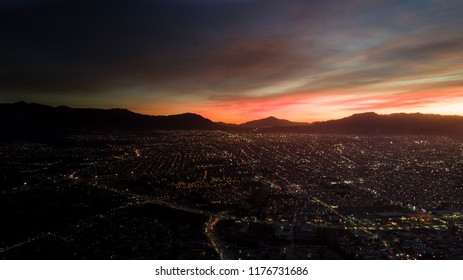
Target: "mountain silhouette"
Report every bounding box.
[259,112,463,139]
[0,102,222,139]
[2,102,463,139]
[239,116,308,128]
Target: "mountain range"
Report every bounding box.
[1,102,463,139]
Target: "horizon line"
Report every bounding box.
[4,100,463,125]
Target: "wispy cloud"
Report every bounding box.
[1,0,462,121]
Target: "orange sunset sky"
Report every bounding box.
[1,0,463,123]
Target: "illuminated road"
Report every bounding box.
[204,215,234,260]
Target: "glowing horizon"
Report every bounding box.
[131,87,463,124]
[131,92,463,125]
[1,1,463,123]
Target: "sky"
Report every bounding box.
[1,0,463,123]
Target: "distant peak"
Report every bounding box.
[350,112,379,118]
[239,115,306,128]
[171,112,203,118]
[108,108,131,112]
[265,116,279,120]
[179,112,199,116]
[353,112,378,116]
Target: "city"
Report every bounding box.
[1,131,462,259]
[2,2,463,279]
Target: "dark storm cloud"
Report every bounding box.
[1,0,463,115]
[0,0,325,95]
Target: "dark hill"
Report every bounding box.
[239,116,307,128]
[260,112,463,139]
[0,102,222,139]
